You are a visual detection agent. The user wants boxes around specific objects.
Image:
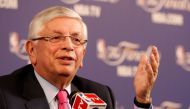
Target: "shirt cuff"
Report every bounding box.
[134,97,153,109]
[134,104,153,109]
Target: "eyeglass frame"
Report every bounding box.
[30,35,88,46]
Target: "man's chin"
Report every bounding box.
[57,69,75,77]
[55,65,77,76]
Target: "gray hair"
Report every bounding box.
[28,6,88,42]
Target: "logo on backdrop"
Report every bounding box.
[176,45,190,72]
[136,0,165,13]
[59,0,80,4]
[9,32,29,62]
[93,0,119,4]
[136,0,190,26]
[0,0,18,9]
[116,100,185,109]
[60,0,119,4]
[97,38,155,77]
[59,0,120,18]
[154,101,182,109]
[115,101,125,109]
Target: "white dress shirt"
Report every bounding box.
[34,71,71,109]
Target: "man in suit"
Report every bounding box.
[0,6,160,109]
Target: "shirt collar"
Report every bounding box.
[34,71,71,103]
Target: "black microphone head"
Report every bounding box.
[69,91,80,105]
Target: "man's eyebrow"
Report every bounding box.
[70,32,81,35]
[51,30,63,35]
[51,30,81,36]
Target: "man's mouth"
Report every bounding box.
[59,56,74,60]
[57,56,75,65]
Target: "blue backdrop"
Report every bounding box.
[1,0,190,108]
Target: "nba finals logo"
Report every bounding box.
[96,39,156,77]
[59,0,80,4]
[136,0,165,13]
[176,45,190,72]
[9,32,29,62]
[136,0,190,26]
[97,39,139,66]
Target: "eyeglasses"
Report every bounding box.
[31,35,87,46]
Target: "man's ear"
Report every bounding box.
[79,49,86,68]
[79,62,83,68]
[25,40,37,65]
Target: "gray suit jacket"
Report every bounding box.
[0,64,115,109]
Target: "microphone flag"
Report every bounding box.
[72,93,107,109]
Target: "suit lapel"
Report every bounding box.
[21,65,50,109]
[25,98,49,109]
[71,83,80,92]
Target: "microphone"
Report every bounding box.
[69,92,107,109]
[69,91,79,106]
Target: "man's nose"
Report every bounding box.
[60,36,74,51]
